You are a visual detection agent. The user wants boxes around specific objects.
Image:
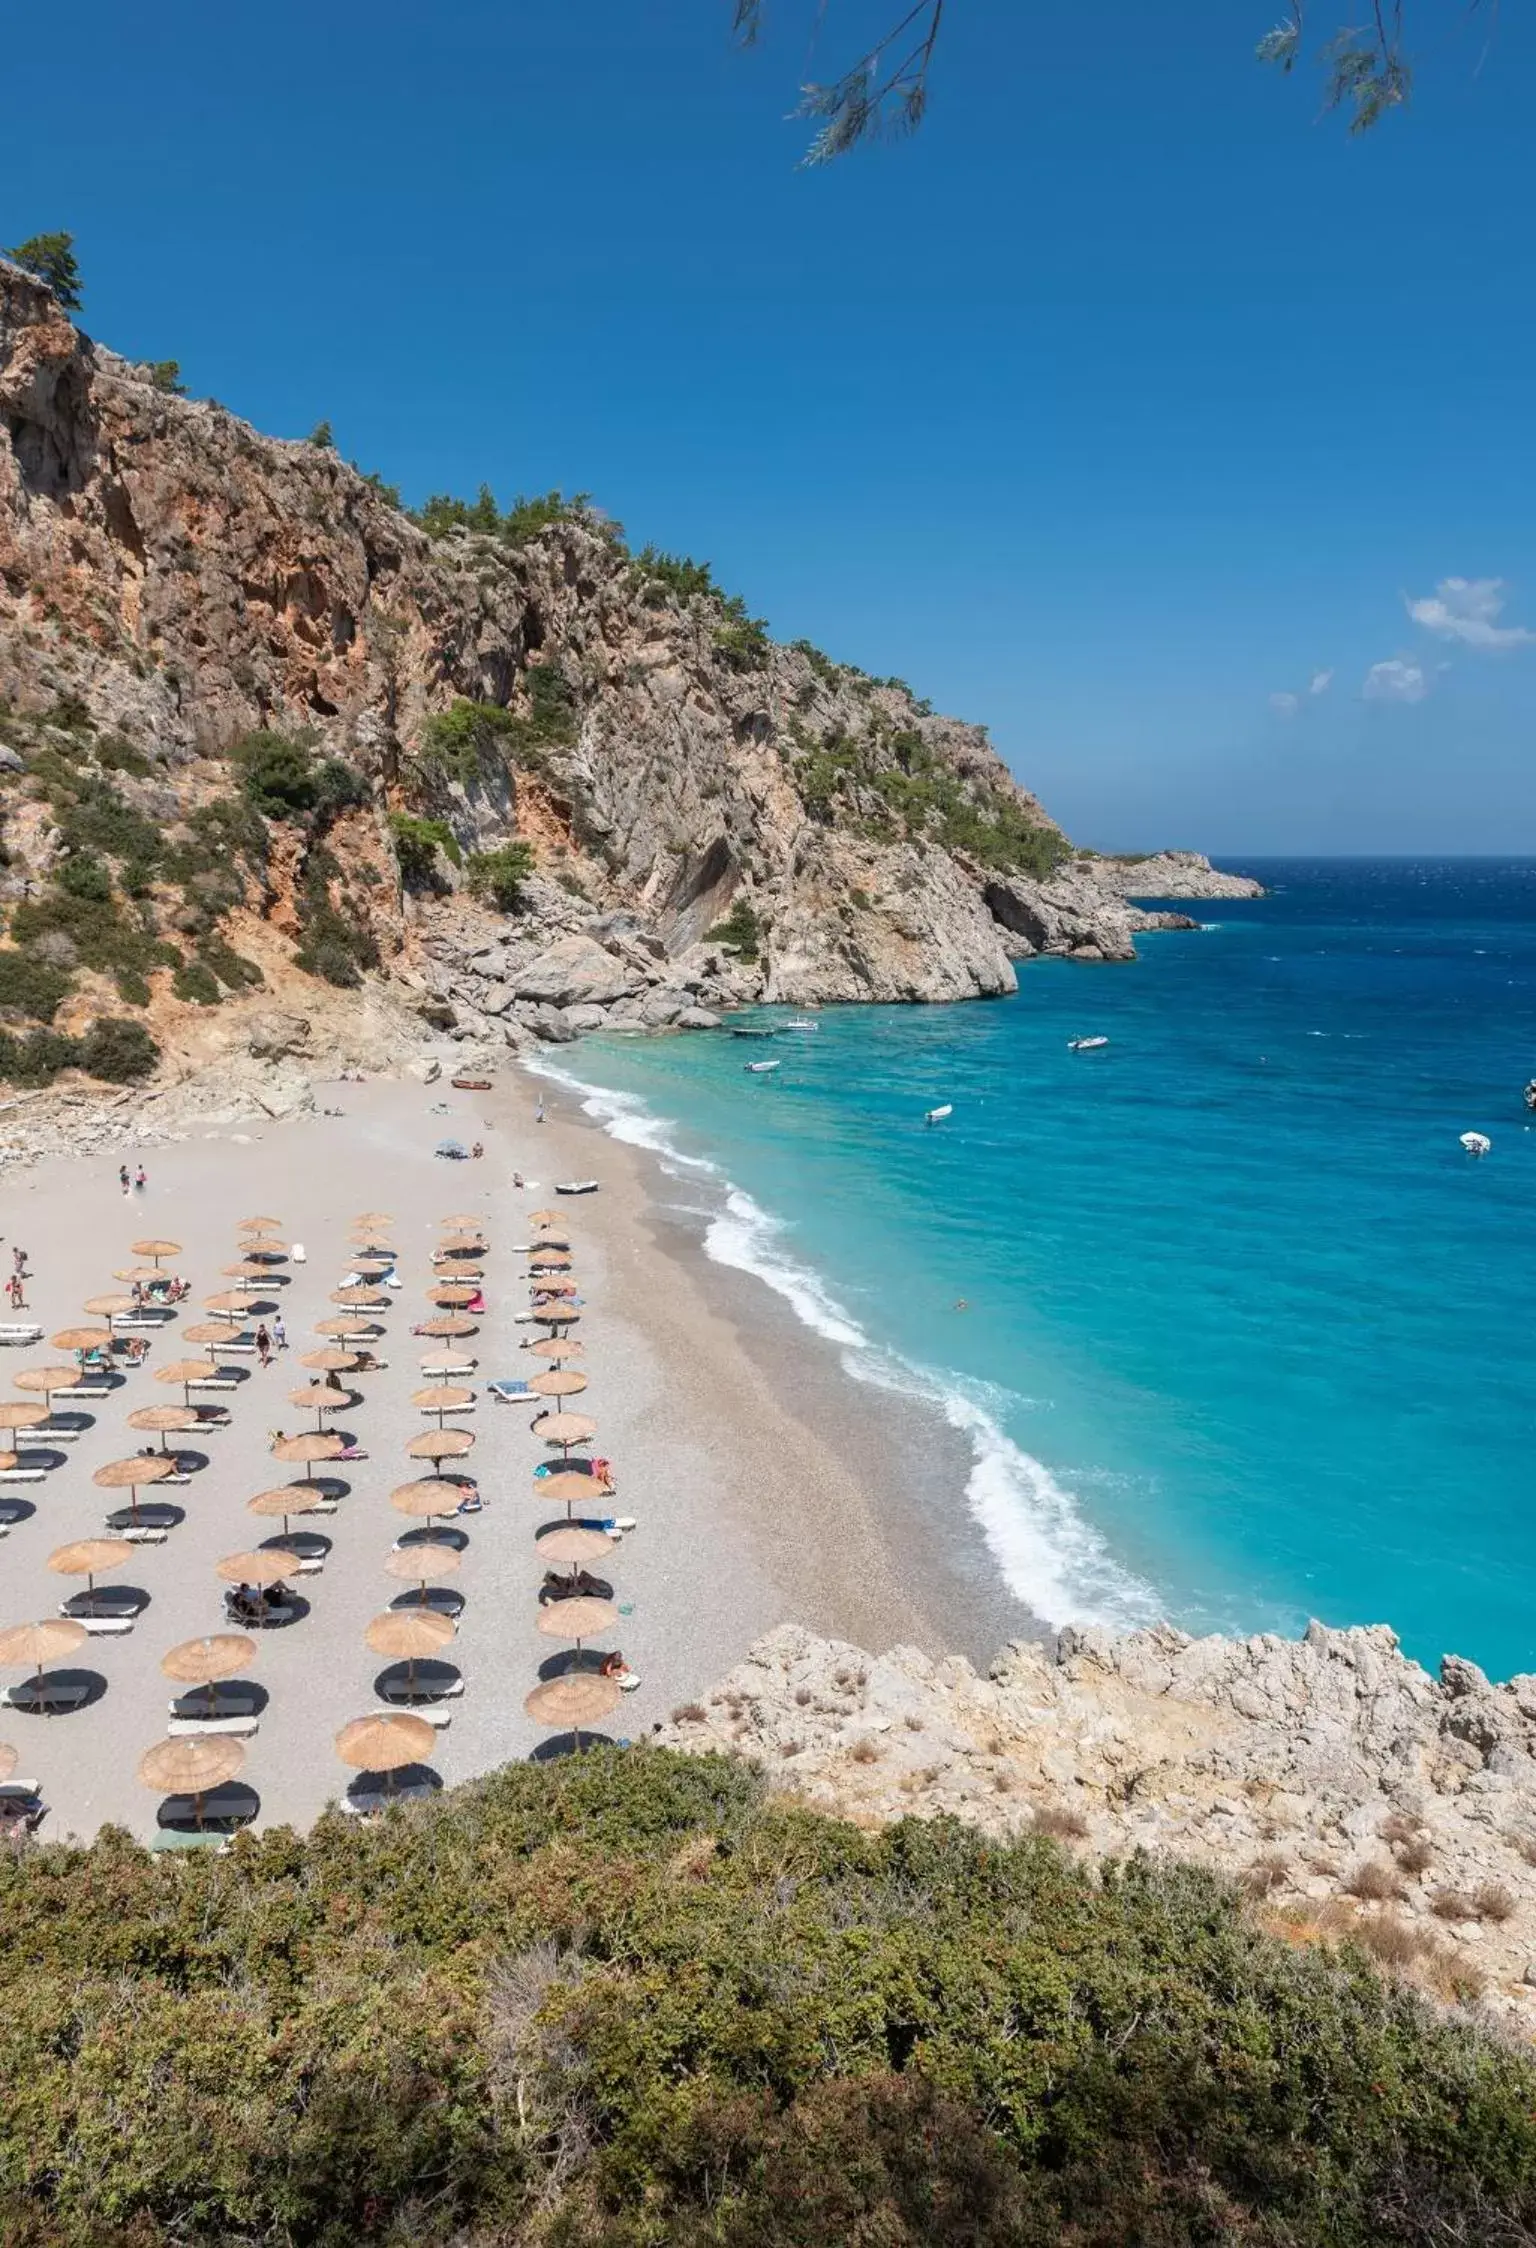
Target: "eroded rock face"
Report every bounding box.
[1089,851,1263,900]
[0,259,1254,1063]
[662,1622,1536,2037]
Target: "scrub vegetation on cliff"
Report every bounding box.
[4,1748,1536,2247]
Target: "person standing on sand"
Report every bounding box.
[255,1324,272,1368]
[134,1165,146,1192]
[272,1312,287,1351]
[118,1165,130,1195]
[535,1097,545,1125]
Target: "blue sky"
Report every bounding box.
[6,0,1535,852]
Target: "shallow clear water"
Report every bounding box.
[535,860,1536,1678]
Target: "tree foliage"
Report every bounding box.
[4,229,81,307]
[465,839,535,910]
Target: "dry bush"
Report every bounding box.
[1431,1888,1476,1922]
[1378,1812,1425,1847]
[670,1702,707,1725]
[794,1687,812,1707]
[1242,1853,1290,1898]
[991,1769,1016,1795]
[1396,1835,1435,1877]
[1473,1880,1517,1924]
[903,1712,924,1732]
[1344,1859,1406,1904]
[1507,1829,1536,1869]
[1034,1803,1089,1841]
[848,1738,881,1765]
[1353,1912,1430,1969]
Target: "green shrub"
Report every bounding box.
[0,1026,79,1084]
[232,730,321,819]
[704,897,764,961]
[631,545,719,603]
[78,1016,159,1081]
[145,360,185,395]
[418,699,515,786]
[114,968,151,1007]
[197,935,263,992]
[389,812,459,886]
[0,949,72,1022]
[465,840,535,911]
[5,229,81,309]
[10,891,168,983]
[412,486,602,547]
[172,959,220,1005]
[57,786,164,867]
[56,851,113,902]
[96,736,152,776]
[712,594,770,672]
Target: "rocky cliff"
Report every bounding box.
[662,1623,1536,2036]
[0,259,1254,1087]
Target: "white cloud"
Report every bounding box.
[1363,658,1429,705]
[1405,576,1534,650]
[1268,691,1300,716]
[1308,668,1334,696]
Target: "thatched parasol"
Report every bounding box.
[438,1212,484,1229]
[427,1283,479,1307]
[301,1348,360,1373]
[161,1633,256,1716]
[524,1671,621,1745]
[353,1211,395,1227]
[406,1427,474,1462]
[48,1538,133,1614]
[335,1710,434,1781]
[391,1479,466,1524]
[52,1326,112,1353]
[330,1287,389,1310]
[215,1550,292,1589]
[533,1411,597,1455]
[114,1265,167,1284]
[535,1524,615,1569]
[271,1431,345,1480]
[535,1595,619,1645]
[383,1542,462,1599]
[526,1251,572,1271]
[288,1383,352,1426]
[419,1349,476,1376]
[221,1260,270,1284]
[204,1292,260,1317]
[137,1735,244,1827]
[131,1239,182,1265]
[12,1366,81,1397]
[417,1314,477,1338]
[126,1405,201,1451]
[0,1617,88,1688]
[529,1369,588,1402]
[365,1606,456,1691]
[155,1358,219,1402]
[0,1403,46,1435]
[238,1216,283,1232]
[528,1338,584,1363]
[527,1209,561,1227]
[93,1453,174,1492]
[82,1293,135,1320]
[411,1384,474,1423]
[535,1467,614,1513]
[535,1307,580,1330]
[181,1322,234,1349]
[314,1316,379,1340]
[349,1255,396,1276]
[247,1485,323,1537]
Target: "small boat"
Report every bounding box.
[781,1018,819,1033]
[731,1026,775,1039]
[451,1076,492,1091]
[1523,1080,1536,1113]
[924,1104,953,1125]
[0,1323,42,1347]
[1460,1132,1491,1157]
[555,1180,600,1195]
[1067,1036,1109,1052]
[745,1059,780,1074]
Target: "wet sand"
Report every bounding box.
[0,1064,1028,1842]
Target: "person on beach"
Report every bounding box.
[11,1247,26,1277]
[118,1165,130,1195]
[535,1098,545,1125]
[7,1273,24,1310]
[134,1165,146,1192]
[255,1324,272,1368]
[272,1313,287,1351]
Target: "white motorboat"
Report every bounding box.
[1068,1036,1109,1052]
[1460,1132,1491,1157]
[745,1059,780,1074]
[924,1104,953,1124]
[781,1018,819,1033]
[555,1179,600,1195]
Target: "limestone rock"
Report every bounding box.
[510,935,641,1009]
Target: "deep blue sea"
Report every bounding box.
[536,861,1536,1679]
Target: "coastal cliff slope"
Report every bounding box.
[662,1621,1536,2037]
[0,258,1254,1096]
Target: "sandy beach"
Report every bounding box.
[0,1060,1027,1843]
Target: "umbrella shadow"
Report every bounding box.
[9,1667,108,1715]
[344,1765,443,1813]
[156,1782,259,1834]
[60,1584,151,1621]
[529,1731,620,1763]
[225,1592,311,1631]
[388,1587,465,1619]
[374,1661,462,1705]
[396,1525,469,1553]
[43,1411,95,1437]
[168,1449,211,1476]
[260,1531,332,1564]
[0,1499,36,1531]
[536,1649,616,1684]
[105,1502,185,1533]
[170,1681,270,1720]
[309,1475,351,1500]
[16,1449,67,1473]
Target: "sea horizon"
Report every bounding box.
[535,855,1536,1682]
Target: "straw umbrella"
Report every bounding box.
[536,1307,580,1331]
[114,1264,167,1285]
[406,1427,474,1464]
[536,1523,616,1570]
[0,1618,88,1700]
[411,1383,474,1425]
[300,1348,360,1374]
[438,1212,483,1229]
[288,1383,352,1429]
[271,1431,344,1482]
[438,1233,488,1253]
[155,1358,219,1405]
[383,1542,462,1606]
[126,1405,201,1454]
[93,1453,175,1523]
[247,1485,325,1542]
[315,1316,380,1339]
[350,1255,396,1277]
[533,1411,597,1458]
[330,1287,389,1310]
[238,1216,283,1232]
[528,1337,584,1363]
[137,1736,244,1829]
[536,1595,619,1650]
[430,1259,483,1281]
[419,1350,475,1378]
[427,1284,479,1307]
[12,1366,81,1399]
[48,1538,134,1617]
[204,1291,262,1319]
[52,1326,112,1356]
[536,1467,613,1515]
[365,1607,456,1695]
[391,1479,467,1531]
[82,1292,136,1326]
[353,1211,395,1228]
[161,1633,255,1717]
[221,1260,271,1289]
[527,1209,561,1227]
[132,1239,182,1266]
[417,1314,477,1339]
[524,1671,621,1749]
[0,1403,47,1441]
[335,1711,434,1798]
[529,1369,588,1405]
[526,1250,572,1271]
[215,1550,292,1591]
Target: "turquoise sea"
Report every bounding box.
[536,861,1536,1679]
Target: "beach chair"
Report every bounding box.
[169,1688,260,1721]
[112,1523,169,1545]
[3,1679,89,1713]
[165,1715,260,1739]
[69,1615,135,1638]
[0,1464,46,1484]
[487,1380,534,1404]
[188,1374,239,1392]
[35,1422,80,1443]
[375,1702,452,1728]
[0,1323,42,1347]
[377,1674,464,1706]
[150,1830,230,1854]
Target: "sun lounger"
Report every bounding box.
[0,1780,40,1803]
[377,1675,464,1704]
[375,1702,452,1728]
[3,1679,89,1712]
[112,1523,169,1544]
[151,1829,231,1854]
[0,1465,46,1483]
[488,1380,533,1402]
[113,1314,167,1332]
[165,1715,259,1738]
[68,1379,118,1397]
[60,1594,141,1622]
[70,1614,135,1637]
[169,1689,260,1720]
[188,1375,239,1392]
[0,1323,43,1346]
[34,1422,81,1443]
[340,1779,439,1816]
